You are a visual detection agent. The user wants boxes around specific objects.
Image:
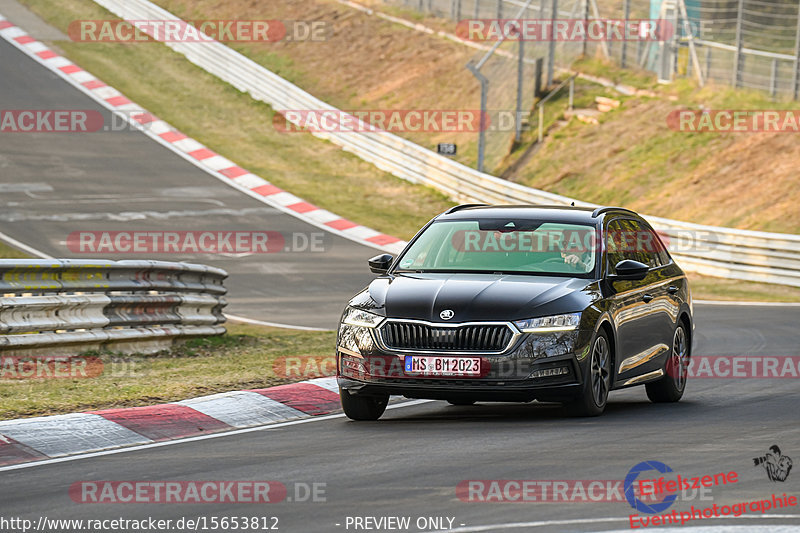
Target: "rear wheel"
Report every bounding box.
[646,323,689,403]
[569,330,611,416]
[340,389,389,421]
[447,399,476,406]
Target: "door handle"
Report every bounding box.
[667,285,679,294]
[642,294,654,303]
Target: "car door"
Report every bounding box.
[605,218,670,382]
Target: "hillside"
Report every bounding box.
[151,0,800,234]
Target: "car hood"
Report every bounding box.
[360,273,596,322]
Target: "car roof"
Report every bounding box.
[436,204,641,224]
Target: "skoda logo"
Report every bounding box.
[440,309,455,320]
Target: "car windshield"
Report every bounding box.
[394,219,598,277]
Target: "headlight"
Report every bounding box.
[341,307,384,328]
[514,312,581,333]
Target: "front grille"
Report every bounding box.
[380,321,514,352]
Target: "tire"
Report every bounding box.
[646,323,689,403]
[569,329,611,417]
[340,388,389,421]
[447,399,476,406]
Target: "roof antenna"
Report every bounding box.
[570,201,575,206]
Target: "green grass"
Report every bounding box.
[0,242,32,259]
[687,273,800,303]
[0,322,336,420]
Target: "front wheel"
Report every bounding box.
[340,389,389,420]
[646,323,689,403]
[569,330,611,417]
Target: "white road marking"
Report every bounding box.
[0,399,432,473]
[225,313,334,332]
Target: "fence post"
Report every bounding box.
[497,0,503,18]
[533,56,544,97]
[547,0,558,85]
[467,63,489,172]
[516,37,525,142]
[621,0,630,68]
[538,105,544,143]
[770,59,778,98]
[793,5,800,99]
[568,76,574,110]
[582,0,589,56]
[705,46,711,80]
[732,0,744,87]
[474,0,480,18]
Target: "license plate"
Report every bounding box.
[404,355,481,377]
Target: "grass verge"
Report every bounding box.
[687,272,800,303]
[0,322,336,420]
[0,242,32,259]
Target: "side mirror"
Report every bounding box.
[610,259,649,281]
[368,254,394,274]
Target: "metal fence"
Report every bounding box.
[391,0,800,98]
[0,259,227,356]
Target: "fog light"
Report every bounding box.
[530,366,569,378]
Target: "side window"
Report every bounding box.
[606,218,662,273]
[606,220,626,274]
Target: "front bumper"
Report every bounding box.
[335,322,593,402]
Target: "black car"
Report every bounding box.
[336,205,693,420]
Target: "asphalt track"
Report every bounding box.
[0,304,798,533]
[0,6,798,533]
[0,34,376,329]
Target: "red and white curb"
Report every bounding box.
[0,377,341,467]
[0,13,407,256]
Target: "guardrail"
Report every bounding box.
[0,259,227,356]
[92,0,800,288]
